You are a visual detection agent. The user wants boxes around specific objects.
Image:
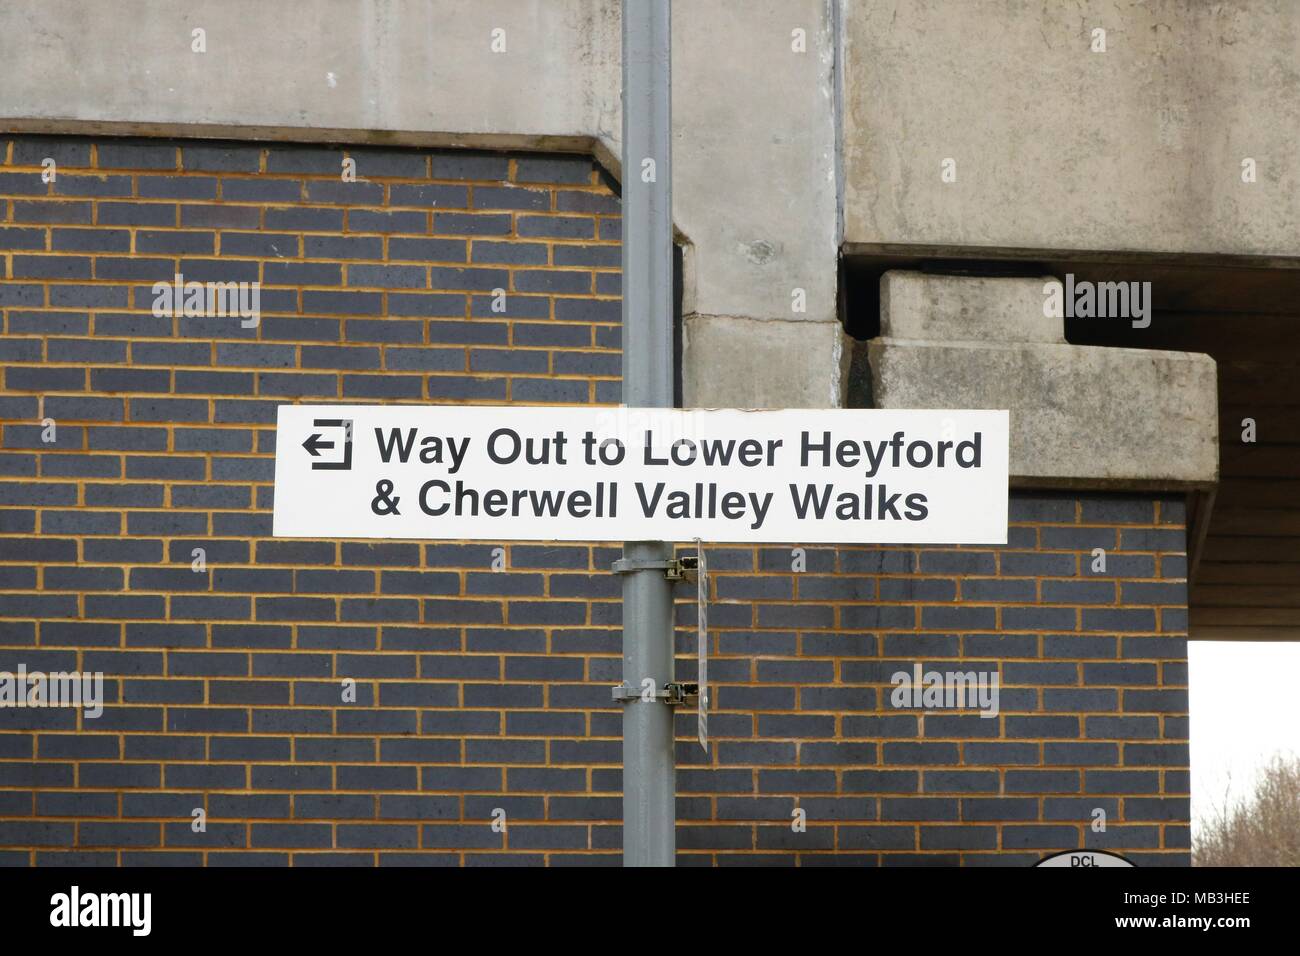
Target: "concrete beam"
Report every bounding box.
[843,0,1300,261]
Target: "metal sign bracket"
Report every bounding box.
[611,681,700,705]
[611,555,698,582]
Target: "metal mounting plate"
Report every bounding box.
[611,681,700,705]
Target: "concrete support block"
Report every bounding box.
[867,338,1218,488]
[882,272,1065,344]
[683,315,850,409]
[869,271,1218,488]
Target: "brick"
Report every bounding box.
[91,312,169,338]
[12,137,92,166]
[471,239,547,265]
[12,200,91,224]
[0,395,39,418]
[553,351,619,377]
[1082,608,1156,632]
[0,593,79,618]
[921,606,996,630]
[0,339,42,364]
[1085,716,1159,740]
[1042,579,1116,604]
[0,284,47,313]
[336,597,416,624]
[1080,498,1155,523]
[471,185,548,211]
[13,253,93,279]
[1121,581,1188,605]
[48,173,133,198]
[510,378,588,403]
[1003,662,1078,685]
[136,229,215,254]
[220,179,303,204]
[1044,688,1117,711]
[515,155,594,184]
[1120,528,1185,552]
[515,213,595,239]
[354,264,432,289]
[306,180,384,205]
[471,293,551,319]
[799,742,876,766]
[1040,636,1114,662]
[180,145,262,172]
[40,623,122,650]
[1040,527,1117,550]
[919,551,996,574]
[389,184,469,208]
[1045,742,1118,765]
[36,791,116,817]
[1005,770,1080,794]
[250,823,332,848]
[349,209,425,233]
[44,565,124,589]
[1122,688,1189,713]
[341,373,422,398]
[0,454,37,477]
[514,268,592,294]
[432,212,512,236]
[1095,554,1157,577]
[6,366,84,390]
[253,372,335,398]
[556,191,621,215]
[1084,662,1157,685]
[138,174,219,199]
[97,142,177,169]
[1002,825,1081,849]
[0,171,50,196]
[266,206,344,231]
[96,201,178,226]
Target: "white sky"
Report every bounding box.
[1188,641,1300,834]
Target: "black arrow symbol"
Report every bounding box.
[302,433,334,457]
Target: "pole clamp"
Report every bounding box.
[611,555,699,582]
[611,682,700,706]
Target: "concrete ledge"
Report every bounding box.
[867,339,1218,489]
[684,315,850,409]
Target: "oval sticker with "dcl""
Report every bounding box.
[1035,849,1135,867]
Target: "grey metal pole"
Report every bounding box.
[620,0,675,867]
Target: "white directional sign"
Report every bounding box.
[273,405,1009,544]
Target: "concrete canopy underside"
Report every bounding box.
[1063,262,1300,642]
